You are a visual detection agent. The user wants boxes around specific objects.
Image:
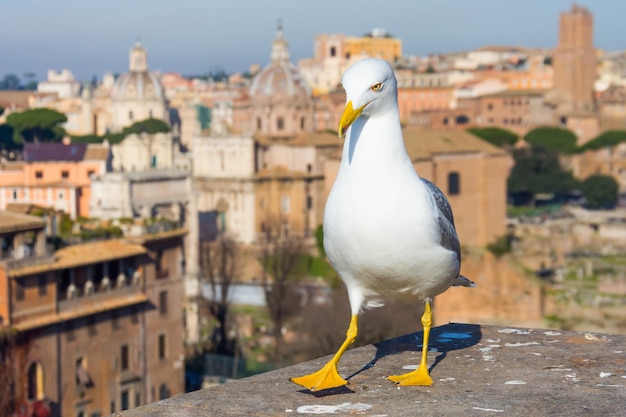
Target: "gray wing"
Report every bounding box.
[420,178,461,263]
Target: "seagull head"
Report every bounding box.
[338,58,398,138]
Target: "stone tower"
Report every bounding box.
[553,3,596,113]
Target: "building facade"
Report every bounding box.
[0,143,111,219]
[0,211,186,416]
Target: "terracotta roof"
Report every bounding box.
[0,91,33,108]
[83,144,110,161]
[403,129,507,160]
[4,203,58,215]
[0,210,46,233]
[480,89,548,98]
[126,228,187,244]
[327,129,506,161]
[9,239,147,277]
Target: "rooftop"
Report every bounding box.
[8,239,146,277]
[118,323,626,416]
[24,142,88,162]
[403,129,508,160]
[0,210,46,234]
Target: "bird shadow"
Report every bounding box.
[346,323,482,382]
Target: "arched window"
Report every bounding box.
[455,115,469,125]
[330,46,336,57]
[159,383,170,400]
[27,362,44,400]
[448,172,460,195]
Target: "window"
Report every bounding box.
[12,189,17,200]
[35,171,43,179]
[300,117,305,130]
[75,357,92,387]
[330,46,336,57]
[58,190,64,200]
[158,334,166,360]
[448,172,460,195]
[120,344,129,371]
[277,117,284,130]
[159,384,170,400]
[121,389,130,411]
[38,276,47,296]
[61,170,69,179]
[15,281,25,301]
[27,362,44,401]
[306,196,313,210]
[257,118,262,130]
[159,291,168,315]
[129,110,134,121]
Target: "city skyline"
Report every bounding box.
[1,1,624,82]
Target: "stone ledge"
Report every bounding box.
[117,323,626,416]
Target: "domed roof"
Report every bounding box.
[111,41,164,102]
[249,26,311,103]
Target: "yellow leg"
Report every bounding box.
[387,300,434,386]
[290,315,358,391]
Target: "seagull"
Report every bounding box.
[290,58,474,392]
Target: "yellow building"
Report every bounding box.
[344,29,402,63]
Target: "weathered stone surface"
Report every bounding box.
[117,323,626,416]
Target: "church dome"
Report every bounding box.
[249,26,311,104]
[111,41,164,102]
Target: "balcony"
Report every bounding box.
[117,323,626,417]
[13,276,147,331]
[58,284,145,315]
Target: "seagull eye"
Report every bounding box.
[370,82,383,92]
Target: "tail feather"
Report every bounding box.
[453,275,476,288]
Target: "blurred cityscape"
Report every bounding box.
[1,3,626,416]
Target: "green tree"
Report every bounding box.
[0,124,21,156]
[6,108,67,143]
[507,144,578,205]
[468,127,518,148]
[0,74,20,90]
[580,175,619,209]
[524,126,578,154]
[122,117,170,136]
[578,130,626,152]
[22,72,37,90]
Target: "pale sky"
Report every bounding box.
[1,0,624,81]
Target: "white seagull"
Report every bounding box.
[291,58,474,392]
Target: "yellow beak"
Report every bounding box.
[338,100,367,138]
